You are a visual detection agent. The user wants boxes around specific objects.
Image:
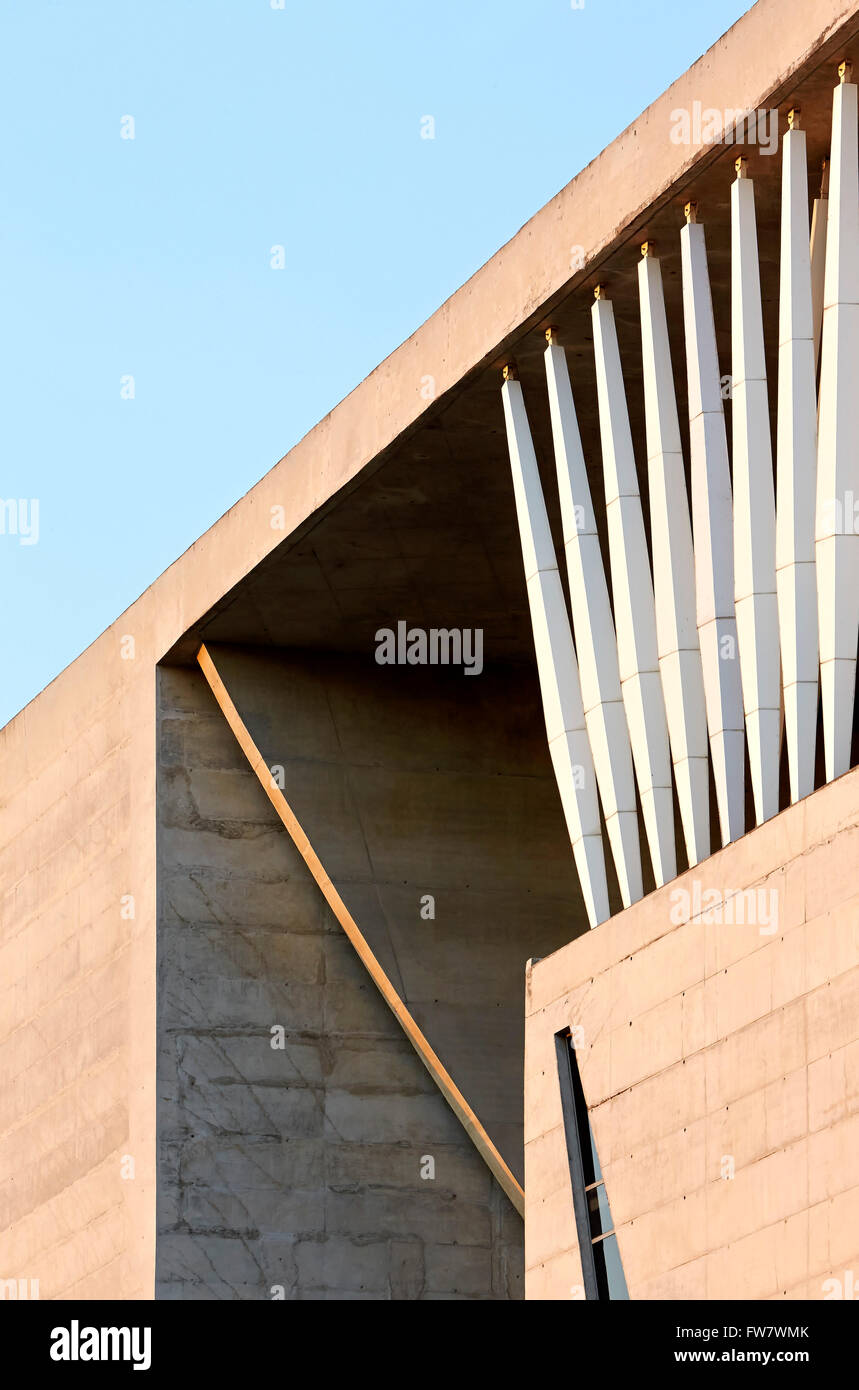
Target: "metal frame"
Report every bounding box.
[554,1030,601,1300]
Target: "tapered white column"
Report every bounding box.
[501,366,610,927]
[816,64,859,782]
[810,158,829,376]
[544,330,643,906]
[681,203,746,845]
[731,158,780,825]
[638,245,710,866]
[777,112,819,803]
[591,288,676,888]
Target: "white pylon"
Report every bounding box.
[544,331,643,905]
[591,288,676,889]
[501,368,610,927]
[810,158,829,376]
[681,203,746,846]
[731,157,780,825]
[638,245,710,866]
[776,112,819,804]
[816,65,859,783]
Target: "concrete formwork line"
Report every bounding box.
[195,641,526,1218]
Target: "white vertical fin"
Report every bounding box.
[816,66,859,782]
[681,204,746,846]
[544,331,643,906]
[810,158,829,377]
[638,246,710,866]
[501,369,610,927]
[731,158,780,825]
[591,288,676,889]
[776,112,819,804]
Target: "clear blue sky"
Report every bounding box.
[0,0,749,728]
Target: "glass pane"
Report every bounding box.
[592,1233,630,1300]
[569,1038,598,1186]
[585,1118,603,1184]
[586,1181,613,1239]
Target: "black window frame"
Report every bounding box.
[555,1029,629,1300]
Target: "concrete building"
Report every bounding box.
[2,0,859,1300]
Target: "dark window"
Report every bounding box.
[555,1031,629,1300]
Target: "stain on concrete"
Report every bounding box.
[156,649,586,1298]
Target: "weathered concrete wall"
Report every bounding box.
[157,646,582,1299]
[525,767,859,1300]
[4,0,859,1300]
[0,633,156,1299]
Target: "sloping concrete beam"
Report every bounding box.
[195,641,526,1217]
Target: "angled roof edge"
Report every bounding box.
[6,0,859,735]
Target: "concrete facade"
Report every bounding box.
[156,648,581,1298]
[3,0,859,1300]
[525,765,859,1300]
